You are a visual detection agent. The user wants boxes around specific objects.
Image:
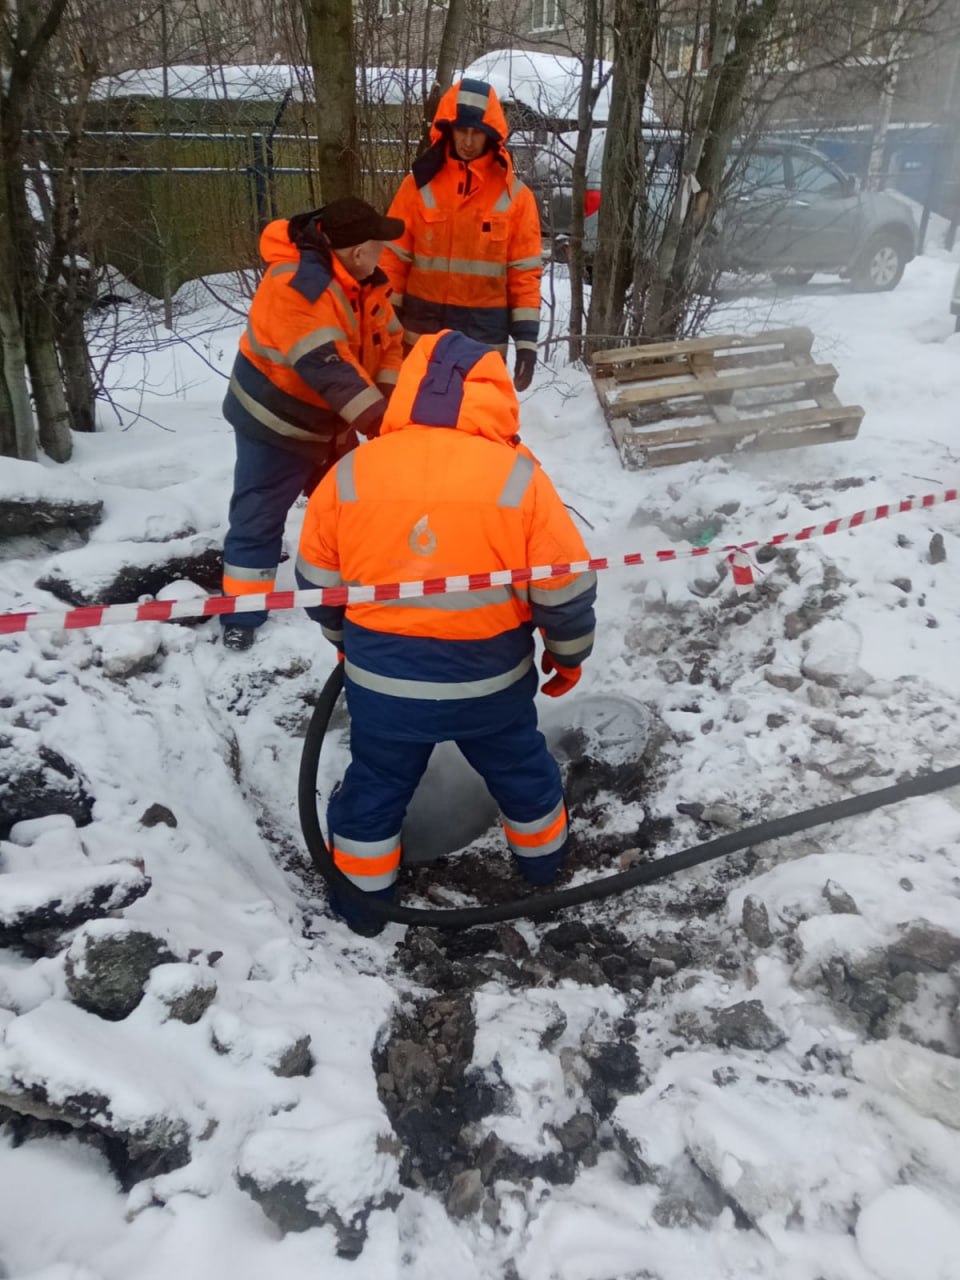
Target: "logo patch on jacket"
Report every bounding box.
[409,515,437,557]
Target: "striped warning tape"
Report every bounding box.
[0,488,955,637]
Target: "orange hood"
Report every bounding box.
[258,218,300,265]
[430,79,510,148]
[380,330,519,445]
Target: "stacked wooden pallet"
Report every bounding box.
[590,326,864,470]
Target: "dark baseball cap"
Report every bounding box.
[316,196,404,248]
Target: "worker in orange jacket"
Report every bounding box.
[219,196,404,650]
[296,329,596,933]
[380,79,543,394]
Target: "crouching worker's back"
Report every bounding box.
[295,330,597,934]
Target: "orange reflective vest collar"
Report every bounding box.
[381,80,542,352]
[223,220,403,459]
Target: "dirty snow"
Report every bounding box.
[1,241,960,1279]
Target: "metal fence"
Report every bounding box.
[76,126,417,296]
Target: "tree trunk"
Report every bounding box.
[25,320,72,463]
[56,279,97,433]
[652,0,781,337]
[0,278,36,461]
[0,91,35,459]
[866,2,907,193]
[568,0,600,359]
[43,112,98,433]
[1,0,72,461]
[420,0,469,153]
[8,165,72,461]
[586,0,657,353]
[642,0,737,336]
[301,0,359,200]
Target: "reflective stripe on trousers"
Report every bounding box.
[330,830,402,891]
[326,699,563,886]
[501,797,568,859]
[222,432,323,628]
[223,561,276,596]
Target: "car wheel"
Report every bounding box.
[851,234,906,291]
[771,270,814,286]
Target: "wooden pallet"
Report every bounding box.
[590,327,864,469]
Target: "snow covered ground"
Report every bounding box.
[2,245,960,1280]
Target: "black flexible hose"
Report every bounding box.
[298,663,960,929]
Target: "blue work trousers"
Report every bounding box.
[328,699,564,872]
[222,433,328,630]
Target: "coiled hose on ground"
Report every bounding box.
[298,663,960,930]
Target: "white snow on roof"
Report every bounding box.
[90,57,658,122]
[90,64,309,102]
[90,64,429,106]
[462,49,612,121]
[461,48,659,125]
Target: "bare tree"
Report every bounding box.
[0,209,36,460]
[301,0,359,198]
[567,0,602,357]
[583,0,958,348]
[419,0,470,151]
[586,0,657,348]
[645,0,780,337]
[1,0,73,462]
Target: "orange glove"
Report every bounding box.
[540,651,581,697]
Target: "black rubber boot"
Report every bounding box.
[222,624,257,651]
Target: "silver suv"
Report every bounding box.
[573,137,919,291]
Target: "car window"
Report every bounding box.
[739,150,787,192]
[791,155,845,196]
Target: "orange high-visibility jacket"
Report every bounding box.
[380,80,542,354]
[223,218,403,462]
[296,329,596,742]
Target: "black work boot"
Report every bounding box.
[221,623,257,651]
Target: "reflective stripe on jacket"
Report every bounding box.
[223,219,402,461]
[381,80,542,352]
[296,329,596,741]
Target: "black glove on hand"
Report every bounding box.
[513,349,536,392]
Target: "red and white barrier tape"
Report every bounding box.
[0,489,955,637]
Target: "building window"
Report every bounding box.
[663,25,709,77]
[530,0,560,33]
[378,0,405,17]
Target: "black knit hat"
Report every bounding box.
[316,197,404,248]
